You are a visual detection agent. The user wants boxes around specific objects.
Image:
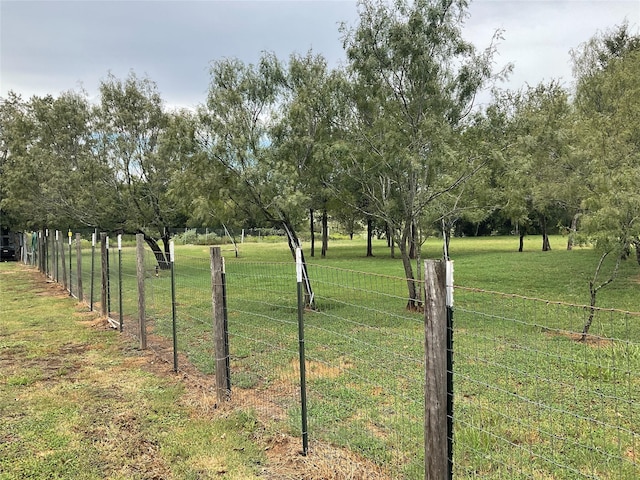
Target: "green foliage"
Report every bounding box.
[340,0,506,297]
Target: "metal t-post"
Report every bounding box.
[296,247,309,456]
[170,240,178,372]
[118,234,123,332]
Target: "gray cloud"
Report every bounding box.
[1,0,638,109]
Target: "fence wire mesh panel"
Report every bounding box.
[78,233,93,307]
[68,237,77,298]
[303,263,425,479]
[223,261,301,428]
[454,287,640,479]
[141,243,172,350]
[119,243,140,329]
[170,252,214,373]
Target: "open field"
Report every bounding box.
[22,235,640,477]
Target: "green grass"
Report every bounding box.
[34,234,640,478]
[0,263,265,480]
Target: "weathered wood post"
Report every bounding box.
[45,229,49,277]
[60,232,68,291]
[68,230,73,297]
[100,233,108,317]
[38,231,44,273]
[210,246,230,404]
[75,233,83,302]
[424,259,448,480]
[136,234,147,349]
[53,231,58,282]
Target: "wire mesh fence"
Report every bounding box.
[454,287,640,479]
[21,232,640,479]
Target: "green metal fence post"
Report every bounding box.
[118,234,124,332]
[90,232,95,311]
[170,240,178,372]
[68,229,72,297]
[296,247,309,456]
[446,260,454,480]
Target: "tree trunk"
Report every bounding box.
[398,227,421,311]
[581,280,598,341]
[366,216,374,257]
[138,230,170,270]
[309,208,315,258]
[567,212,580,251]
[321,209,328,258]
[282,220,315,309]
[443,222,451,260]
[540,215,551,251]
[409,222,418,260]
[634,240,640,266]
[519,232,524,252]
[581,250,621,341]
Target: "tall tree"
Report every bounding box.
[271,53,347,259]
[96,72,184,268]
[341,0,505,308]
[198,53,336,307]
[499,82,576,252]
[571,24,640,336]
[0,91,105,231]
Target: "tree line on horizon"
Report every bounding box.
[1,0,638,311]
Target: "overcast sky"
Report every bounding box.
[1,0,639,110]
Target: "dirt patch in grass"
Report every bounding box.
[259,434,389,480]
[543,329,615,347]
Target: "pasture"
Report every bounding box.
[32,234,640,477]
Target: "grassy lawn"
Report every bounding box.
[26,234,640,478]
[0,263,265,480]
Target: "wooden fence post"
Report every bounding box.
[100,233,108,317]
[210,246,229,404]
[60,233,68,291]
[136,234,147,349]
[75,233,83,302]
[424,259,448,480]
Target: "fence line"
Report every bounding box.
[21,232,639,479]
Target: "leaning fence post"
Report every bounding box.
[424,259,448,480]
[76,233,83,302]
[136,234,147,349]
[210,246,230,404]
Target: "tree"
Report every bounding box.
[571,24,640,337]
[498,82,576,252]
[271,53,348,259]
[0,91,105,231]
[96,72,185,268]
[197,53,335,307]
[341,0,505,308]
